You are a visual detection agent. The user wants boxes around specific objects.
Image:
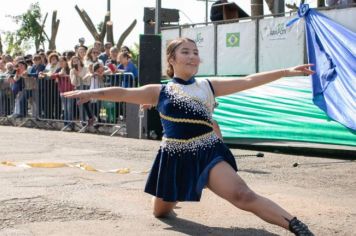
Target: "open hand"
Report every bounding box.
[63,90,91,105]
[286,64,315,77]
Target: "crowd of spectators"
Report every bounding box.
[0,38,138,129]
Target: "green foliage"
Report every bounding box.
[3,32,31,56]
[97,21,104,33]
[5,2,46,53]
[130,43,139,66]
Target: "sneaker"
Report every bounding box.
[289,217,314,236]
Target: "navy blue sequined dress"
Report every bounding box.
[144,77,238,202]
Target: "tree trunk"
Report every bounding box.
[106,21,114,45]
[35,12,49,51]
[75,5,101,41]
[265,0,285,14]
[265,0,274,13]
[116,19,137,50]
[251,0,264,16]
[99,12,111,43]
[49,10,60,50]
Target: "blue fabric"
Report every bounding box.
[117,61,138,78]
[29,64,46,77]
[144,82,237,202]
[289,4,356,130]
[117,61,138,87]
[173,77,196,85]
[305,8,356,130]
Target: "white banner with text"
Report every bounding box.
[259,15,305,72]
[217,20,257,75]
[181,26,215,76]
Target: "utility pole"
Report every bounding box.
[155,0,161,34]
[107,0,111,21]
[196,0,215,24]
[251,0,264,16]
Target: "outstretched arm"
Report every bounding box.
[210,64,314,97]
[63,84,161,106]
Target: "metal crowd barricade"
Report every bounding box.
[35,74,67,129]
[0,73,16,126]
[0,71,137,136]
[80,72,137,136]
[0,71,40,127]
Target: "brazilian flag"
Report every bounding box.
[226,33,240,47]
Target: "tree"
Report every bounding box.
[7,2,48,52]
[75,5,137,48]
[3,32,31,56]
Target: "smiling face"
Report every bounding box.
[168,40,200,80]
[59,57,67,68]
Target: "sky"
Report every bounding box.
[0,0,310,53]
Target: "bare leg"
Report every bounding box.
[212,119,223,140]
[152,197,177,218]
[207,161,293,229]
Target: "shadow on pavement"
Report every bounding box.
[159,216,279,236]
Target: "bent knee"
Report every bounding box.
[231,187,257,206]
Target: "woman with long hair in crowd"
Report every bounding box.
[69,55,95,126]
[84,47,103,69]
[51,56,75,130]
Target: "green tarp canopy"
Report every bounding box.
[211,76,355,146]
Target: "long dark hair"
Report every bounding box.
[166,37,196,78]
[59,56,70,75]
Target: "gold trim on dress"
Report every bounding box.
[160,113,213,128]
[162,131,215,143]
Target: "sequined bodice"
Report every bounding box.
[157,78,220,153]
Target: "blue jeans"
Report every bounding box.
[61,96,74,126]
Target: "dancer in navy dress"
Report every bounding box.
[64,37,314,236]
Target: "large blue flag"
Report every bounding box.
[289,4,356,130]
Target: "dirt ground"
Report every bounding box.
[0,126,355,236]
